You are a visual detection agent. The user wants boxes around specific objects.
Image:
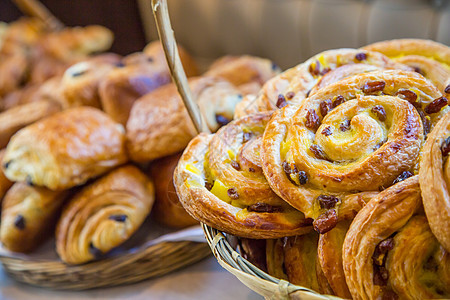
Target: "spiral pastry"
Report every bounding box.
[343,176,450,299]
[175,113,311,239]
[363,39,450,95]
[1,183,68,253]
[56,165,154,265]
[261,70,448,233]
[419,111,450,253]
[234,49,411,118]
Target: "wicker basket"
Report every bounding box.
[202,223,343,300]
[0,238,210,290]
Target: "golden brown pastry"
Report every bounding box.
[0,17,46,56]
[0,52,28,97]
[56,165,154,265]
[174,112,312,239]
[2,107,127,190]
[343,176,450,299]
[1,182,68,253]
[1,83,41,111]
[126,76,243,162]
[261,70,446,233]
[99,48,197,125]
[234,49,411,118]
[205,55,280,95]
[0,100,61,148]
[419,111,450,252]
[149,153,197,228]
[363,39,450,95]
[0,149,12,201]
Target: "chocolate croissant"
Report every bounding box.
[1,182,68,253]
[56,165,154,265]
[175,112,312,239]
[126,76,243,162]
[419,111,450,253]
[2,107,127,190]
[343,176,450,299]
[234,49,411,118]
[261,70,446,233]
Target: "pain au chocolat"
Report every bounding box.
[2,107,127,190]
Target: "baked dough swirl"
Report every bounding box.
[175,113,312,239]
[234,49,411,117]
[261,70,446,233]
[56,165,154,265]
[343,176,450,299]
[419,111,450,253]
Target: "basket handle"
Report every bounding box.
[151,0,210,134]
[12,0,64,31]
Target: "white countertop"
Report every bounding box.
[0,256,262,300]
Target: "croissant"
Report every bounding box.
[149,153,197,228]
[1,182,68,253]
[99,47,197,125]
[234,49,411,118]
[126,76,243,162]
[205,55,280,95]
[419,111,450,253]
[363,39,450,94]
[2,107,127,190]
[56,165,154,264]
[343,176,450,299]
[261,70,447,233]
[175,112,312,239]
[0,100,61,148]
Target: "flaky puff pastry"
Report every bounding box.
[149,153,197,228]
[419,111,450,253]
[126,76,243,162]
[2,107,127,190]
[343,176,450,299]
[56,165,154,265]
[0,150,12,201]
[260,70,448,233]
[1,182,68,253]
[205,55,281,95]
[99,48,197,126]
[363,39,450,95]
[234,49,411,118]
[0,100,61,148]
[174,113,312,239]
[266,233,333,295]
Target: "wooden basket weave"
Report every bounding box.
[0,240,210,290]
[202,223,343,300]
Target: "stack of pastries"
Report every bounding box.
[175,39,450,299]
[0,18,281,264]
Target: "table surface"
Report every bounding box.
[0,256,262,300]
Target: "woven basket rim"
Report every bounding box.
[202,223,343,300]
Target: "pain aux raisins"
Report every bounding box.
[363,81,386,94]
[441,136,450,157]
[395,89,417,103]
[424,96,448,114]
[276,94,287,108]
[371,105,387,121]
[227,187,239,199]
[305,109,320,131]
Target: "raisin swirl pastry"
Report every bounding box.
[174,113,312,239]
[1,183,68,253]
[126,76,243,162]
[234,49,410,118]
[2,107,127,190]
[363,39,450,95]
[56,165,154,265]
[343,176,450,299]
[261,70,448,234]
[419,111,450,253]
